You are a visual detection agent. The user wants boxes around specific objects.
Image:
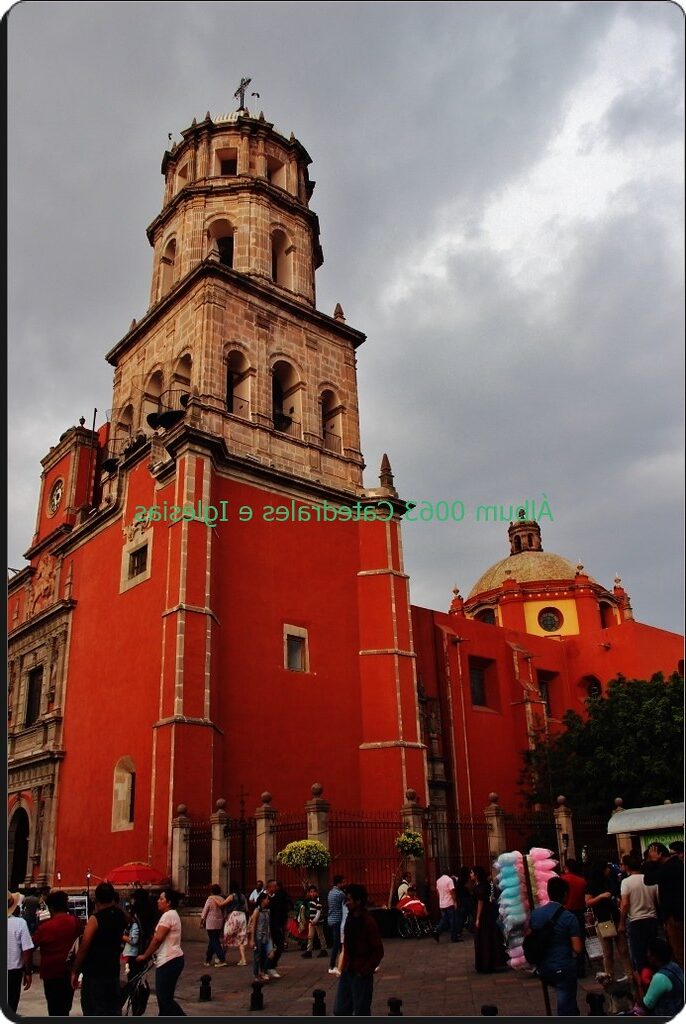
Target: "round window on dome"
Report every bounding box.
[538,607,563,632]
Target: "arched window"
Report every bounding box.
[266,155,287,190]
[142,370,164,432]
[160,239,176,297]
[226,351,251,419]
[270,229,293,289]
[321,389,343,453]
[599,602,615,629]
[475,608,496,625]
[581,675,602,700]
[112,756,136,831]
[271,360,301,437]
[208,219,234,269]
[514,535,522,552]
[172,354,192,409]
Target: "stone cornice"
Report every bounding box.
[105,262,365,366]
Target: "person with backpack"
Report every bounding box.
[526,876,584,1016]
[638,937,684,1017]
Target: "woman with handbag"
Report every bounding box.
[585,861,633,985]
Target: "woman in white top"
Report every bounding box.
[137,890,185,1016]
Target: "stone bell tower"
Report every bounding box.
[105,95,365,495]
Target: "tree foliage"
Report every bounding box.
[519,673,684,814]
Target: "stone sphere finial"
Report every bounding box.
[177,804,188,816]
[311,782,324,797]
[405,788,417,804]
[664,799,672,804]
[261,791,272,805]
[488,792,499,805]
[556,795,567,807]
[216,798,226,811]
[614,797,624,808]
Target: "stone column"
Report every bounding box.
[255,792,277,884]
[553,795,576,868]
[611,797,633,861]
[400,788,426,894]
[211,798,230,893]
[170,804,191,894]
[306,783,330,892]
[484,792,507,862]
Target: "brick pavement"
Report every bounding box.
[15,933,606,1018]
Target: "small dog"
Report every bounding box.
[593,972,635,1015]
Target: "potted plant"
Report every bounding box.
[388,829,424,907]
[276,839,332,889]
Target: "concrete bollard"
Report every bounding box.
[480,1006,498,1016]
[199,974,212,1001]
[249,980,264,1011]
[388,997,403,1015]
[585,992,606,1016]
[312,988,327,1015]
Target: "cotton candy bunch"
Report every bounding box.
[493,851,530,970]
[526,847,558,907]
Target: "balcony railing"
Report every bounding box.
[323,432,343,454]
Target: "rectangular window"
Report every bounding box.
[220,158,237,176]
[468,656,499,710]
[283,625,309,672]
[536,670,558,717]
[25,667,43,727]
[286,636,305,671]
[129,545,148,578]
[469,664,486,706]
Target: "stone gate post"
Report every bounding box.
[255,792,277,884]
[483,792,507,861]
[553,795,576,868]
[306,783,330,892]
[170,804,191,893]
[611,797,633,860]
[400,788,426,894]
[210,798,229,892]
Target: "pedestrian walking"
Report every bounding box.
[432,869,457,943]
[200,884,228,967]
[248,891,273,982]
[222,880,249,967]
[71,881,128,1016]
[526,876,583,1016]
[301,885,328,959]
[32,890,82,1016]
[7,891,34,1015]
[137,889,186,1016]
[327,875,346,974]
[333,884,384,1016]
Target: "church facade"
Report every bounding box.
[7,104,682,890]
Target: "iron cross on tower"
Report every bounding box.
[234,77,251,111]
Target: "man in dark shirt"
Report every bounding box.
[561,859,588,978]
[643,843,684,968]
[265,879,292,978]
[71,881,128,1015]
[333,884,384,1016]
[527,876,584,1016]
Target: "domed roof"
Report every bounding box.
[468,550,595,599]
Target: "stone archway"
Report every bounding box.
[8,807,30,890]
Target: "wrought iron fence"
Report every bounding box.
[328,810,403,908]
[424,813,493,879]
[225,815,257,896]
[271,813,308,894]
[574,814,617,869]
[503,810,558,858]
[185,820,212,903]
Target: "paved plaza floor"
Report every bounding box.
[14,933,609,1019]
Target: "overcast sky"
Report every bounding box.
[7,1,684,636]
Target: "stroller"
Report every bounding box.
[121,961,153,1017]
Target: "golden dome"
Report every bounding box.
[468,551,594,599]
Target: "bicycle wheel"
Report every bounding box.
[396,913,414,939]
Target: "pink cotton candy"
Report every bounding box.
[529,847,555,859]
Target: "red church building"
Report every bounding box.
[7,103,682,891]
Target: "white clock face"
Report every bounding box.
[48,479,64,516]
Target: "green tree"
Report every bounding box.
[519,672,684,814]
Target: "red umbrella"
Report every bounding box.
[105,861,166,885]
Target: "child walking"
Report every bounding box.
[248,891,273,981]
